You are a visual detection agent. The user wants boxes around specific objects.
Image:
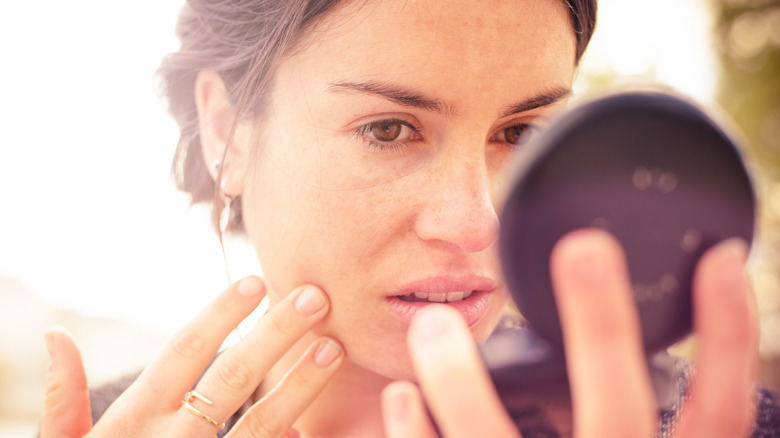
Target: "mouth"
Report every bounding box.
[387,289,494,326]
[385,276,498,325]
[396,290,476,303]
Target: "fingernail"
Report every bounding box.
[386,387,410,421]
[295,287,326,315]
[44,329,57,361]
[718,238,749,262]
[236,276,263,297]
[313,338,342,366]
[412,306,452,343]
[564,233,615,290]
[717,239,749,295]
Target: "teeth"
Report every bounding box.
[400,291,475,302]
[448,291,464,302]
[428,293,446,302]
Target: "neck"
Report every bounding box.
[262,336,393,438]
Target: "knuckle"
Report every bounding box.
[169,328,205,359]
[721,408,751,434]
[243,413,283,438]
[213,293,236,314]
[214,356,253,392]
[585,315,634,345]
[286,368,314,393]
[722,316,753,346]
[45,368,87,396]
[705,318,752,354]
[213,285,247,314]
[264,310,293,338]
[719,329,749,351]
[699,402,751,437]
[43,379,71,411]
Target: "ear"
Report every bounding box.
[194,70,251,196]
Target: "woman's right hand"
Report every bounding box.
[383,230,757,438]
[41,276,344,438]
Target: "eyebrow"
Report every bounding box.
[328,80,571,118]
[328,80,448,113]
[498,87,573,118]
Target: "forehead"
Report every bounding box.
[305,0,575,54]
[286,0,576,99]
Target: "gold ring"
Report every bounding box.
[182,391,225,429]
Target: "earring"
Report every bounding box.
[218,194,232,233]
[213,158,229,192]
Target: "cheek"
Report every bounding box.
[242,144,322,289]
[243,143,413,293]
[316,186,409,250]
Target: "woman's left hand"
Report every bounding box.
[382,229,757,438]
[381,304,519,438]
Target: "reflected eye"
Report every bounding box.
[356,118,422,150]
[492,123,539,147]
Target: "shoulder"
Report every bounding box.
[491,314,780,437]
[658,358,780,437]
[753,385,780,437]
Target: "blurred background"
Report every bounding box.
[0,0,778,435]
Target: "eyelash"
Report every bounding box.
[355,118,423,153]
[490,123,540,148]
[354,118,541,153]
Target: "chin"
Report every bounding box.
[342,306,507,384]
[343,334,421,382]
[356,353,420,383]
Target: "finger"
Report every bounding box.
[675,239,756,438]
[187,285,330,426]
[408,305,518,438]
[382,381,438,438]
[136,275,266,405]
[550,229,656,438]
[41,326,92,438]
[227,337,344,438]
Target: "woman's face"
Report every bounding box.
[240,0,577,379]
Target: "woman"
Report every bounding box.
[40,0,778,436]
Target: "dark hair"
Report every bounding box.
[158,0,597,234]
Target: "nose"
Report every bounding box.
[414,156,500,253]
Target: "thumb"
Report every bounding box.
[41,326,92,438]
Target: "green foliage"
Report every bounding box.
[714,0,780,391]
[714,0,780,176]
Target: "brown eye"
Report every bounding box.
[357,118,421,150]
[492,123,538,147]
[503,125,527,145]
[371,122,402,142]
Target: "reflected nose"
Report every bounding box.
[414,159,500,253]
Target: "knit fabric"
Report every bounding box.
[88,352,780,437]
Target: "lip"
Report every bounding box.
[384,276,498,326]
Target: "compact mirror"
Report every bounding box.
[481,90,756,433]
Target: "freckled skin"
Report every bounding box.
[239,0,576,382]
